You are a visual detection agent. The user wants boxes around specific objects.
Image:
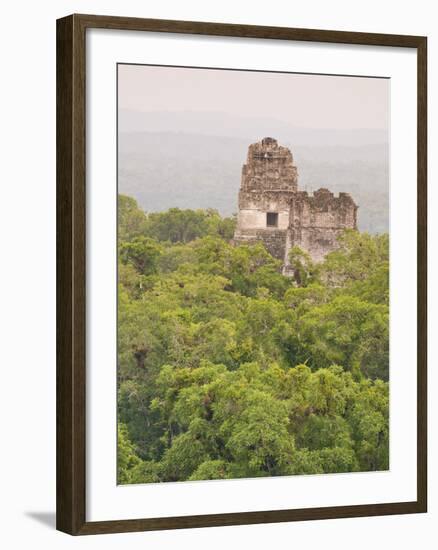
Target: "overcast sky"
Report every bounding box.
[118,64,389,131]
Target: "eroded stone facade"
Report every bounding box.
[234,138,358,272]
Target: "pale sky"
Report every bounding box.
[118,63,389,131]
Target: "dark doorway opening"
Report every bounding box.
[267,212,279,227]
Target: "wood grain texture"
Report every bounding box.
[74,13,426,47]
[416,37,428,513]
[56,13,427,536]
[56,14,86,534]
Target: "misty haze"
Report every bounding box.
[118,64,389,234]
[118,111,389,233]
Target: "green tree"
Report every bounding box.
[116,195,390,483]
[321,230,389,288]
[117,423,141,483]
[118,194,147,240]
[120,236,162,275]
[143,208,236,244]
[288,246,317,287]
[291,296,389,380]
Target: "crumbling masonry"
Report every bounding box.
[233,138,358,274]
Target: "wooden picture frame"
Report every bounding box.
[57,13,427,535]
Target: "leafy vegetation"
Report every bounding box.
[117,194,389,484]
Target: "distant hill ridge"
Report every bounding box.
[119,109,388,148]
[118,131,389,234]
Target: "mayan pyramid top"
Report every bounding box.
[240,138,298,193]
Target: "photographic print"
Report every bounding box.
[117,63,390,485]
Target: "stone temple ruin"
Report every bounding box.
[233,137,358,274]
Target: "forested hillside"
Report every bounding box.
[118,194,389,484]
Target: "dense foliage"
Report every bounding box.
[117,194,389,483]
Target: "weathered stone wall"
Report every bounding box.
[287,188,358,263]
[235,229,288,261]
[240,137,298,193]
[235,137,298,235]
[234,138,358,272]
[237,188,294,232]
